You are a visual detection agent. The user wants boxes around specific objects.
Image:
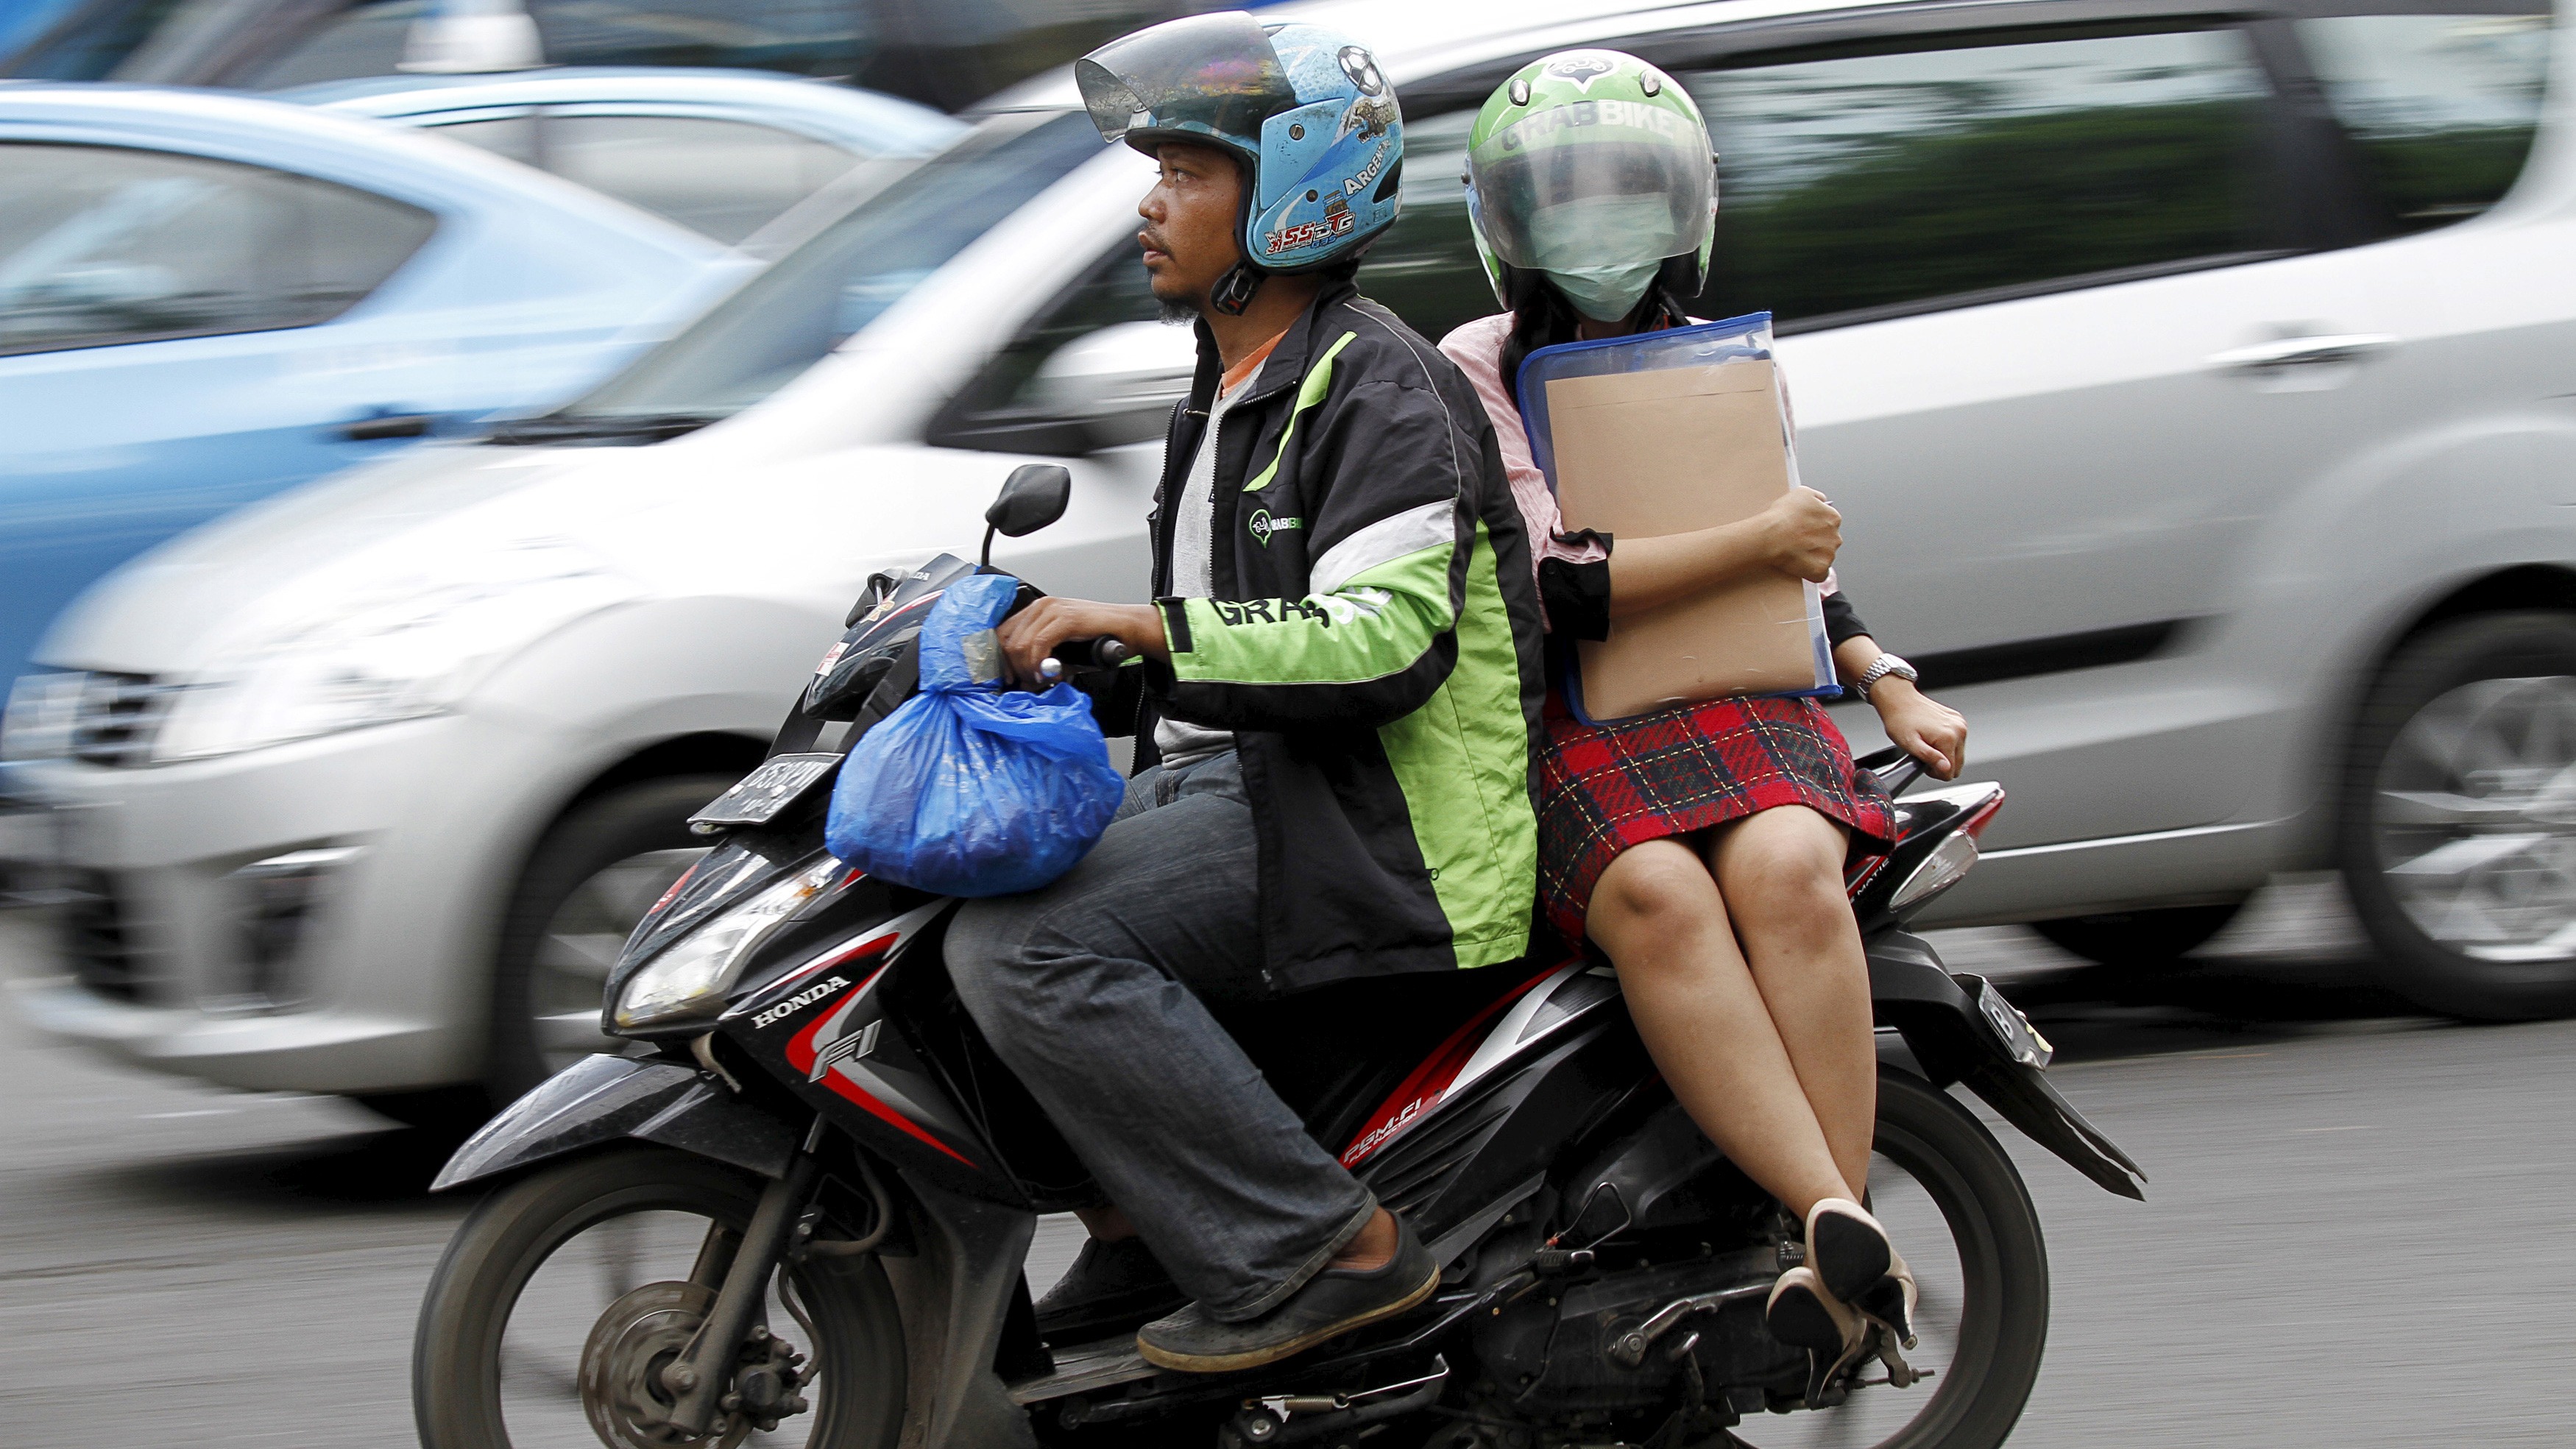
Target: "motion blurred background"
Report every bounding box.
[3,0,2573,1444]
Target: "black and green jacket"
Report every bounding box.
[1128,277,1547,990]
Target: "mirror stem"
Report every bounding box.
[980,524,998,569]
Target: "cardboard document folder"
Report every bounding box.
[1543,358,1819,720]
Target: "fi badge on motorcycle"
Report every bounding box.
[689,754,843,835]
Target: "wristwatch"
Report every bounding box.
[1853,653,1918,701]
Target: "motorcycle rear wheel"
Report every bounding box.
[1733,1070,2050,1449]
[414,1146,906,1449]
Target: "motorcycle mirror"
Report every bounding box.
[988,464,1072,536]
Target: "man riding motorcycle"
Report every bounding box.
[941,11,1549,1375]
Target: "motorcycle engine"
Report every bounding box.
[1469,1247,1803,1418]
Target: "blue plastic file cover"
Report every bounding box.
[1512,311,1839,718]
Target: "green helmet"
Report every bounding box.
[1464,51,1717,321]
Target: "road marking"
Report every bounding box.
[140,1108,235,1119]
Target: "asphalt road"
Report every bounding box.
[4,879,2571,1448]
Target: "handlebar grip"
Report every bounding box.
[1854,742,1925,797]
[1041,636,1133,675]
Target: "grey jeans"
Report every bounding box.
[944,751,1378,1321]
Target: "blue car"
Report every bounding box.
[290,67,961,248]
[0,83,745,683]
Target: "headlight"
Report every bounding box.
[150,539,639,763]
[1,672,83,762]
[612,855,844,1030]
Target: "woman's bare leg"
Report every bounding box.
[1589,837,1855,1218]
[1708,807,1878,1200]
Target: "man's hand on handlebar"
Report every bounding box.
[997,598,1170,687]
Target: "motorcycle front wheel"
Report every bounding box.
[414,1146,906,1449]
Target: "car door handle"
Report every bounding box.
[342,413,435,441]
[2207,333,2398,373]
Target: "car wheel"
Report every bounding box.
[2030,903,2243,968]
[482,776,732,1108]
[2340,612,2576,1020]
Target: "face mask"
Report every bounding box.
[1544,260,1660,322]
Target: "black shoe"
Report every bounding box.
[1035,1236,1186,1345]
[1804,1197,1894,1306]
[1134,1217,1439,1374]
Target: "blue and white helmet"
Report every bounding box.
[1075,10,1403,273]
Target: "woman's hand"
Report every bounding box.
[1871,678,1967,781]
[1758,487,1841,581]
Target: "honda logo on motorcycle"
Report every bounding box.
[752,974,852,1030]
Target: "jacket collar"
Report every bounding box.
[1188,272,1361,410]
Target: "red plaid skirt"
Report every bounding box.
[1538,691,1897,946]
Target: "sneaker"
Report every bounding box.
[1033,1236,1186,1345]
[1134,1217,1440,1373]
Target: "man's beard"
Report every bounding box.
[1157,295,1199,325]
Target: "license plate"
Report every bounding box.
[690,753,842,833]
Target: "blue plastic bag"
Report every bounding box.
[824,573,1125,897]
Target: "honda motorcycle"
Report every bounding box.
[414,465,2143,1449]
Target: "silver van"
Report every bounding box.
[9,0,2574,1121]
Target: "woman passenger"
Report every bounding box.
[1436,51,1971,1373]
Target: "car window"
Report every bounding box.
[432,114,542,167]
[545,109,1100,429]
[0,143,435,356]
[246,0,868,89]
[930,239,1167,453]
[239,0,420,89]
[1353,108,1494,347]
[536,114,866,245]
[4,0,186,81]
[528,0,863,74]
[1679,28,2274,327]
[2297,11,2552,234]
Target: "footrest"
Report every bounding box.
[1009,1334,1158,1405]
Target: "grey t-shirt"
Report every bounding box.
[1153,363,1263,770]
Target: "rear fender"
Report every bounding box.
[431,1055,799,1192]
[1867,932,2147,1200]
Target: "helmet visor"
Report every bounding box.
[1075,11,1295,152]
[1468,100,1713,272]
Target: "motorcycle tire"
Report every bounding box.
[2340,611,2576,1021]
[413,1146,906,1449]
[1844,1071,2051,1449]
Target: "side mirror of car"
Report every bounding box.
[983,464,1072,564]
[1026,321,1197,451]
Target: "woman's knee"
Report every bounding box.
[1713,812,1852,934]
[1589,840,1725,943]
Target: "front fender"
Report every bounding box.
[431,1054,799,1191]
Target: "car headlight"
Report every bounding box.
[1,672,84,762]
[151,539,639,763]
[612,854,845,1030]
